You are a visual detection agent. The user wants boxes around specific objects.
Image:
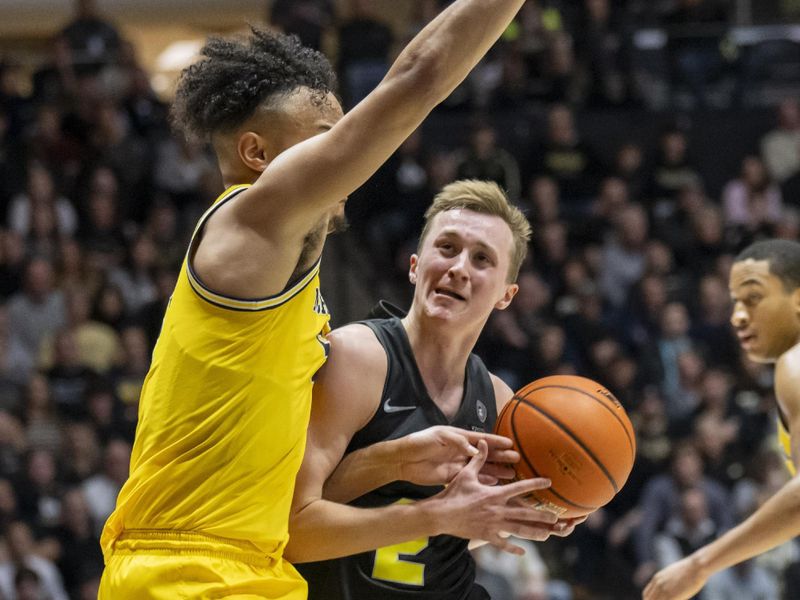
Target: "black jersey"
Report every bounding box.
[298,317,498,600]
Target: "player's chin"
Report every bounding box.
[744,347,775,364]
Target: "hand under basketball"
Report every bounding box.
[397,426,519,487]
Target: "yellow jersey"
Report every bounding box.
[778,416,796,476]
[101,184,331,561]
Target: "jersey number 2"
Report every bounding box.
[371,499,429,586]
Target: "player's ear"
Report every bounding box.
[494,283,518,310]
[238,132,269,172]
[409,254,419,285]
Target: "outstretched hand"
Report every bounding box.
[398,426,518,487]
[427,440,563,555]
[643,556,708,600]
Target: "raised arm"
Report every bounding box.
[239,0,528,237]
[644,347,800,600]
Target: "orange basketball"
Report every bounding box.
[495,375,636,518]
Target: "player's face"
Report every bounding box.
[729,259,800,363]
[410,209,518,325]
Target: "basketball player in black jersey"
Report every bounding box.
[286,180,582,599]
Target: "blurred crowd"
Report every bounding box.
[0,0,797,598]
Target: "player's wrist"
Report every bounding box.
[688,549,715,581]
[415,495,447,537]
[371,437,406,483]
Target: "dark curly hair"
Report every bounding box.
[171,26,337,140]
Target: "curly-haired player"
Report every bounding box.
[98,2,533,598]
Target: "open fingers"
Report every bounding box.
[499,476,551,500]
[462,430,514,449]
[487,534,526,556]
[486,448,520,464]
[438,428,478,457]
[477,474,499,486]
[479,462,516,481]
[502,505,559,525]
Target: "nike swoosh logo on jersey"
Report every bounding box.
[383,397,416,413]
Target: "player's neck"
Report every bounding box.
[401,312,478,392]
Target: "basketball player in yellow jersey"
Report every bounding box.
[645,239,800,600]
[99,1,533,598]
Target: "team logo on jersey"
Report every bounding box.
[476,399,487,423]
[313,288,329,315]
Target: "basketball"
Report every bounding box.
[495,375,636,519]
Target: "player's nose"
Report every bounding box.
[730,303,748,328]
[447,251,469,280]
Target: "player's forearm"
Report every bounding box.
[692,476,800,576]
[286,498,437,563]
[323,440,401,504]
[386,0,526,107]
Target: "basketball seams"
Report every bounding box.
[508,398,596,511]
[517,383,635,463]
[513,394,620,494]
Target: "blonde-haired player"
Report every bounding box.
[290,180,582,599]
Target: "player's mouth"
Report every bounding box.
[738,332,757,350]
[434,288,466,301]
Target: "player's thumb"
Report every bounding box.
[465,439,489,474]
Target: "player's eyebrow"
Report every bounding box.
[730,279,765,300]
[438,230,498,256]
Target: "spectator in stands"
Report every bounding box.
[8,162,78,241]
[722,154,783,235]
[530,104,600,205]
[76,165,126,269]
[0,520,68,600]
[60,422,100,485]
[107,234,157,317]
[59,0,122,76]
[53,487,104,596]
[269,0,335,51]
[152,136,217,222]
[20,373,61,455]
[456,121,522,202]
[760,98,800,187]
[574,0,635,108]
[599,202,648,310]
[633,443,733,588]
[81,437,129,535]
[44,328,97,420]
[653,487,719,569]
[337,0,393,107]
[17,447,63,533]
[6,257,66,374]
[664,0,729,109]
[647,128,702,216]
[704,559,780,600]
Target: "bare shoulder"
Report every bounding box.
[775,343,800,416]
[489,372,515,413]
[326,323,386,368]
[192,193,305,299]
[314,323,387,428]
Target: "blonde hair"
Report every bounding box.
[419,180,531,282]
